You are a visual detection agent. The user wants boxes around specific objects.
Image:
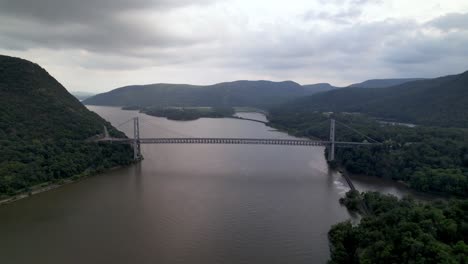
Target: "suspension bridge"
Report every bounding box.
[95,116,380,161]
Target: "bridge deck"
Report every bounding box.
[98,137,327,146]
[96,137,377,147]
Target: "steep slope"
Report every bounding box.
[83,80,306,109]
[71,91,95,101]
[276,71,468,127]
[348,78,426,88]
[0,55,133,196]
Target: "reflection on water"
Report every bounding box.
[0,106,430,264]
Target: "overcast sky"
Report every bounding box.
[1,0,467,92]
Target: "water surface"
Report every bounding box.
[0,106,426,264]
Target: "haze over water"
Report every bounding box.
[0,106,427,263]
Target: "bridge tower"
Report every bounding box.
[328,118,336,162]
[103,125,110,138]
[133,117,141,160]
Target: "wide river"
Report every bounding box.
[0,106,431,264]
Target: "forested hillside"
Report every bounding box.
[0,55,133,196]
[268,111,468,196]
[83,80,331,109]
[348,78,425,88]
[284,71,468,127]
[302,83,338,93]
[329,191,468,263]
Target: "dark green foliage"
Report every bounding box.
[0,55,133,196]
[141,107,235,121]
[339,190,362,211]
[329,192,468,264]
[268,110,468,196]
[279,71,468,127]
[83,80,330,109]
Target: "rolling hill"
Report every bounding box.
[348,78,426,88]
[273,71,468,127]
[0,55,133,196]
[83,80,334,109]
[302,83,339,93]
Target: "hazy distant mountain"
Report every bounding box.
[273,71,468,127]
[83,80,310,109]
[348,78,426,88]
[302,83,339,94]
[71,91,95,101]
[0,55,132,195]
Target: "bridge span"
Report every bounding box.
[97,137,327,146]
[96,117,379,161]
[97,137,374,147]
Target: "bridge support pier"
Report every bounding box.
[328,119,335,162]
[133,117,141,160]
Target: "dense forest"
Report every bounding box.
[0,55,133,197]
[279,71,468,127]
[329,191,468,263]
[83,80,340,110]
[268,110,468,197]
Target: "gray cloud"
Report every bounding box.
[0,0,215,23]
[0,0,218,53]
[0,0,467,89]
[318,0,382,6]
[0,15,196,53]
[303,7,362,24]
[211,16,468,84]
[428,12,468,31]
[231,19,417,69]
[383,31,468,64]
[305,0,383,23]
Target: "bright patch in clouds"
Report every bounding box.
[0,0,467,91]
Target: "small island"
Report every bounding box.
[123,106,236,121]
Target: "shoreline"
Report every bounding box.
[267,122,453,200]
[1,110,268,207]
[0,165,131,206]
[121,105,269,123]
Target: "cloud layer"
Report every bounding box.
[0,0,467,91]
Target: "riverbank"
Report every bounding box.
[233,107,268,115]
[329,191,468,263]
[228,116,268,124]
[122,106,271,122]
[0,165,132,206]
[0,180,75,206]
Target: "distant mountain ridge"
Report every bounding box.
[302,83,339,93]
[348,78,426,88]
[71,91,95,101]
[274,71,468,127]
[83,77,436,110]
[83,80,330,109]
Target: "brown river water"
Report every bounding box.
[0,106,431,264]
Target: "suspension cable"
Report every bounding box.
[115,118,134,128]
[138,116,194,138]
[334,119,382,143]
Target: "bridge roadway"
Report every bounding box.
[141,138,327,146]
[97,137,376,148]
